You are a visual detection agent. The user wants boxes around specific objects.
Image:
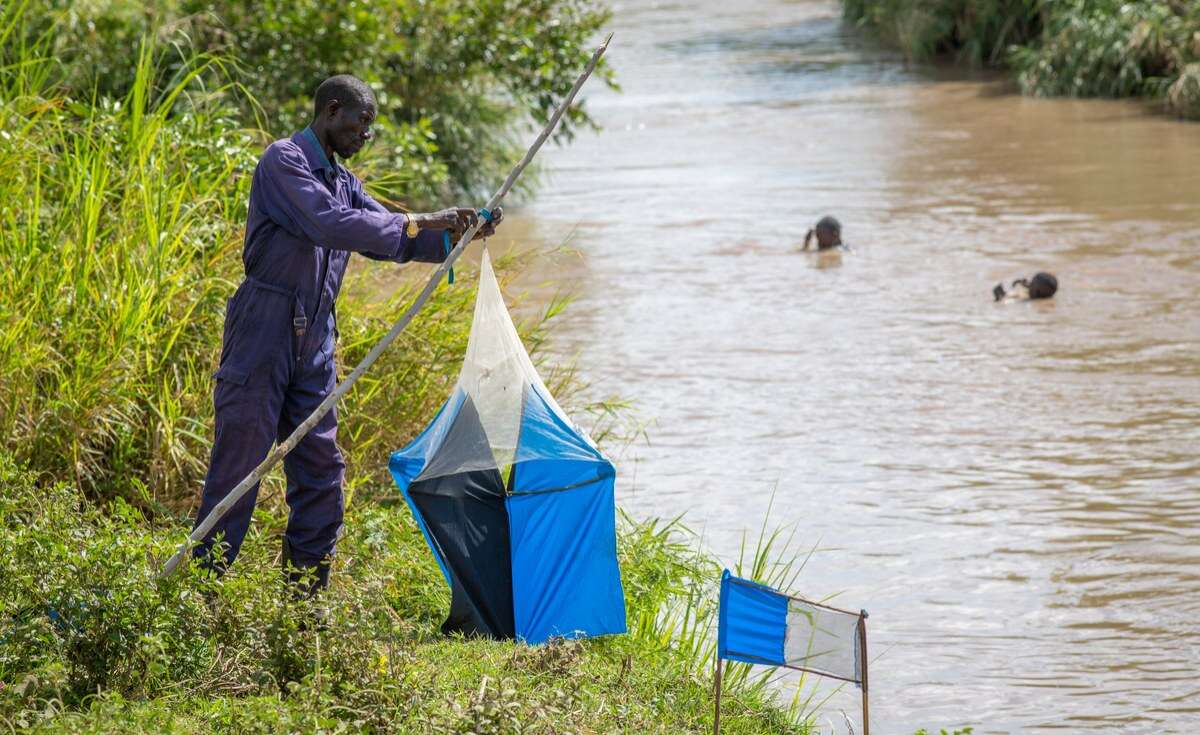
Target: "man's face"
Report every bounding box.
[816,225,840,249]
[326,100,376,159]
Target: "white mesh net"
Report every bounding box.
[783,599,862,682]
[412,248,595,481]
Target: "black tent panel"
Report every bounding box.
[406,396,514,639]
[409,469,514,638]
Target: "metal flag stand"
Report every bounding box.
[859,610,870,735]
[161,33,613,578]
[713,571,870,735]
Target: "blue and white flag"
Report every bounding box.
[717,569,865,685]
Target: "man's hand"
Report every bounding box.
[471,206,503,241]
[410,206,503,242]
[411,207,476,234]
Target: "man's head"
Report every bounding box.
[311,74,376,159]
[814,215,842,249]
[1028,272,1058,299]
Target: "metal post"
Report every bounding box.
[859,610,870,735]
[713,655,723,735]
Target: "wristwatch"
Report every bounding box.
[406,215,420,239]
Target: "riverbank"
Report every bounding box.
[842,0,1200,118]
[0,4,815,733]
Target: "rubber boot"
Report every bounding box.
[281,537,331,630]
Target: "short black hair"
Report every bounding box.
[1029,272,1058,299]
[815,215,841,233]
[313,74,375,118]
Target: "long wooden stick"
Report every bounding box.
[161,32,613,578]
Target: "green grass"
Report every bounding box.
[842,0,1200,118]
[0,455,814,734]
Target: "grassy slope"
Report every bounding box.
[0,458,806,734]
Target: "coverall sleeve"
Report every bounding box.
[255,143,414,259]
[353,180,449,264]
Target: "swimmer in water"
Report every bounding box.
[802,215,846,251]
[993,272,1058,302]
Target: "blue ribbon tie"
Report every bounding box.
[442,230,454,285]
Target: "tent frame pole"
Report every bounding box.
[160,33,614,578]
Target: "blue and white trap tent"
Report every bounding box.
[389,250,626,644]
[716,570,869,734]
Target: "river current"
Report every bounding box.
[491,1,1200,731]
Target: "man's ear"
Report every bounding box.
[324,99,342,121]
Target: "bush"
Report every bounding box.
[843,0,1200,118]
[16,0,613,204]
[1012,0,1200,110]
[842,0,1043,66]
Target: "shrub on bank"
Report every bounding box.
[842,0,1200,118]
[841,0,1042,66]
[1012,0,1200,117]
[12,0,613,203]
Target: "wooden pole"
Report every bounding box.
[160,32,614,578]
[713,655,723,735]
[859,610,870,735]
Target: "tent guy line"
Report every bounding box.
[160,32,614,579]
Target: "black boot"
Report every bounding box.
[281,537,331,629]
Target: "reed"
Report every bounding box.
[0,20,253,509]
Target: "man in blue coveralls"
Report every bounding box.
[192,74,502,598]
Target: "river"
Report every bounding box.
[499,1,1200,732]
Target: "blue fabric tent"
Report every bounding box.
[389,251,626,644]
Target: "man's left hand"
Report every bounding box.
[471,206,503,241]
[446,206,504,242]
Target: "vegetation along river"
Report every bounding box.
[500,0,1200,732]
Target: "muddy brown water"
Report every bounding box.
[453,0,1200,731]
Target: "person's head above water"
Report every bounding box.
[1027,272,1058,299]
[993,271,1058,301]
[310,74,377,160]
[803,215,842,250]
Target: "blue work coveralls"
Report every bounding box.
[193,127,447,570]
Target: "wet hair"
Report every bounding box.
[313,74,375,118]
[804,215,842,250]
[1027,272,1058,299]
[815,215,841,233]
